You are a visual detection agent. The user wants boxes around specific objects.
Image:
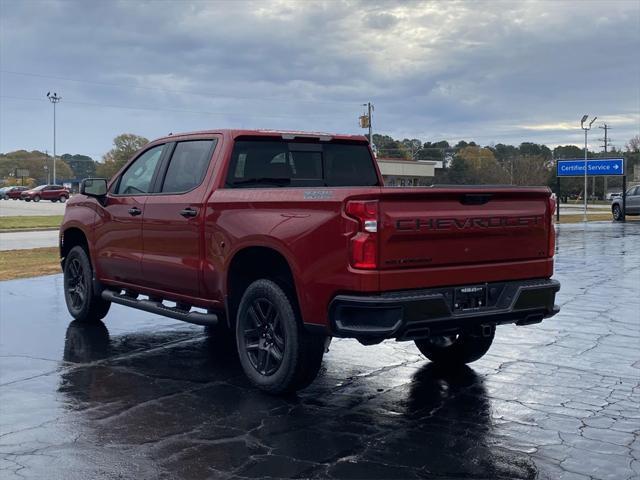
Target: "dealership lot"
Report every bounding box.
[0,222,638,480]
[0,198,67,217]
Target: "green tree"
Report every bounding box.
[0,150,73,185]
[372,134,410,159]
[518,142,552,160]
[96,133,149,179]
[61,153,97,179]
[553,145,584,159]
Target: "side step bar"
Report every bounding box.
[102,289,218,326]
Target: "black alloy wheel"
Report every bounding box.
[65,256,88,311]
[243,297,285,376]
[63,246,111,322]
[236,279,326,393]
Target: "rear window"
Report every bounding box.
[225,139,379,188]
[161,140,215,193]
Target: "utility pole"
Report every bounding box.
[599,123,612,198]
[581,114,597,222]
[360,102,374,153]
[47,92,61,184]
[44,150,50,184]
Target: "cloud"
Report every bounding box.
[0,0,638,157]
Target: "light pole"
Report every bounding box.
[580,114,597,222]
[47,92,61,184]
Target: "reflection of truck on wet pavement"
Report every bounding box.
[59,129,560,393]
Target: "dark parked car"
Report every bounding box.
[612,186,640,220]
[20,184,70,202]
[4,186,29,200]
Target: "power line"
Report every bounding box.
[0,94,342,119]
[0,69,360,107]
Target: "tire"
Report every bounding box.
[24,198,31,202]
[235,279,326,394]
[63,245,111,322]
[613,205,624,221]
[415,325,495,366]
[33,195,40,202]
[59,195,68,203]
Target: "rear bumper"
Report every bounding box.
[328,278,560,341]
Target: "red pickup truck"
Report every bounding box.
[60,130,559,393]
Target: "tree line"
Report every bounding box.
[373,133,640,198]
[0,133,148,187]
[2,132,638,198]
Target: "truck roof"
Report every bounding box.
[152,129,369,143]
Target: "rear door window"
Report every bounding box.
[226,139,379,188]
[161,140,216,194]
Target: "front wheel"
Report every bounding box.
[59,195,68,203]
[63,246,111,322]
[236,279,326,394]
[613,205,624,221]
[415,325,495,366]
[33,195,40,202]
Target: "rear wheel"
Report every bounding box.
[63,246,111,322]
[415,325,495,366]
[236,279,326,394]
[613,204,624,221]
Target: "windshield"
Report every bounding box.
[32,185,47,191]
[226,139,379,188]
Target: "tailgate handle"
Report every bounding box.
[460,194,492,205]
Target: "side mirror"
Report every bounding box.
[81,178,107,197]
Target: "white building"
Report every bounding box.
[376,158,442,187]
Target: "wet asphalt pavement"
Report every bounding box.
[1,222,639,480]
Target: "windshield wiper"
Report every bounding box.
[230,177,291,187]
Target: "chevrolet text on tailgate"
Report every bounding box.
[60,129,560,393]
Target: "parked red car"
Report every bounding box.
[60,129,559,393]
[21,184,70,202]
[3,186,29,200]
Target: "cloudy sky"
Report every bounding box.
[1,0,639,159]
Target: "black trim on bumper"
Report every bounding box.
[329,278,560,341]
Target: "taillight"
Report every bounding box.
[345,200,379,269]
[548,196,556,257]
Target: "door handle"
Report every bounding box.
[180,207,198,218]
[128,207,142,216]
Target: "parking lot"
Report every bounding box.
[0,199,67,217]
[0,221,639,480]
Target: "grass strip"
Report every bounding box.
[0,215,63,231]
[0,247,60,281]
[556,214,640,223]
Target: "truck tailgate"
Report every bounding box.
[378,187,553,270]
